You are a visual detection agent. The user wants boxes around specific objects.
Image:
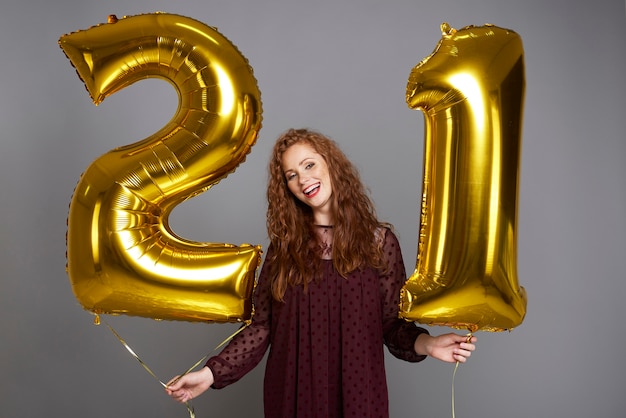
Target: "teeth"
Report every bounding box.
[304,184,319,195]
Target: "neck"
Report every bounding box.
[313,213,333,227]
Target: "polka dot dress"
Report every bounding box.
[207,228,428,417]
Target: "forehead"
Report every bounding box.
[281,142,321,169]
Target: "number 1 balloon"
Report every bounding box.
[60,13,262,322]
[400,23,527,332]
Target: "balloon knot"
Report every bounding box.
[440,22,456,36]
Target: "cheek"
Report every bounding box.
[322,171,333,189]
[286,181,300,196]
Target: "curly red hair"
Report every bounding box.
[266,128,388,301]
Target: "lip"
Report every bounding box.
[303,183,320,198]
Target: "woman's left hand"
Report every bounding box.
[415,333,477,363]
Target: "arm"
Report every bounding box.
[379,229,477,363]
[166,246,275,402]
[379,228,429,362]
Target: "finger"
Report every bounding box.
[455,347,473,359]
[460,342,476,351]
[179,392,193,403]
[166,376,183,390]
[173,391,189,403]
[454,353,468,363]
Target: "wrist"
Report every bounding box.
[206,365,218,388]
[414,333,432,356]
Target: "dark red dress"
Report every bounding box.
[206,228,428,417]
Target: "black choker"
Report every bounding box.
[314,224,334,228]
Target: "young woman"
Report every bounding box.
[166,128,476,417]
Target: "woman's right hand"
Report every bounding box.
[165,366,214,403]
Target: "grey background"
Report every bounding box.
[1,0,625,417]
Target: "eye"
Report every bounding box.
[285,172,296,181]
[305,162,315,170]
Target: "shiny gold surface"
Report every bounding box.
[61,13,262,322]
[400,23,527,332]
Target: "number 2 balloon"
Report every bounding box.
[60,13,263,323]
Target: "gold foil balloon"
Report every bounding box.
[60,13,262,322]
[400,23,527,332]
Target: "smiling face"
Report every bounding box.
[281,142,333,224]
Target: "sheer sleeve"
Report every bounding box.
[205,246,274,388]
[379,228,429,362]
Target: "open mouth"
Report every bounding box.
[304,183,320,197]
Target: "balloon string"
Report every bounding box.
[166,322,250,388]
[102,319,195,417]
[451,333,473,418]
[98,315,250,418]
[451,361,460,418]
[104,321,168,387]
